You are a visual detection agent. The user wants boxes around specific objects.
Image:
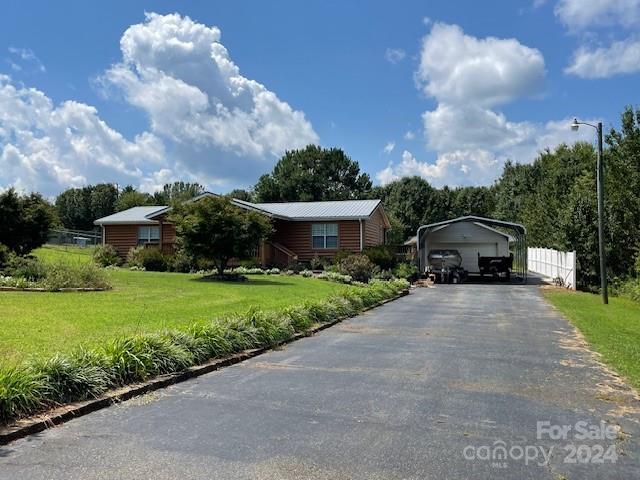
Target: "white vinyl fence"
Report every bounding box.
[527,247,577,290]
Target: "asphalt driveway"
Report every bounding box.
[1,284,639,479]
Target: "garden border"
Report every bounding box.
[0,288,409,445]
[0,287,110,292]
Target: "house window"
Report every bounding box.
[312,223,338,249]
[138,226,160,245]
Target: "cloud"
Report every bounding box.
[6,47,46,73]
[383,141,395,154]
[416,22,545,107]
[379,112,598,188]
[0,74,166,195]
[565,36,640,78]
[0,13,318,195]
[404,130,415,140]
[99,12,318,186]
[556,0,640,78]
[555,0,640,31]
[385,48,406,64]
[422,104,536,152]
[379,23,557,187]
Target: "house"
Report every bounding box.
[94,196,390,266]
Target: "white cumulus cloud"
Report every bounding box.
[416,22,545,107]
[0,13,318,196]
[0,74,166,196]
[565,37,640,78]
[555,0,640,31]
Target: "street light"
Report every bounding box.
[572,118,608,304]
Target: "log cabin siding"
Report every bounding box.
[104,225,139,258]
[270,219,362,261]
[364,206,386,247]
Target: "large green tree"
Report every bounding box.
[152,182,205,205]
[171,196,272,276]
[56,184,118,230]
[0,189,56,254]
[254,145,372,202]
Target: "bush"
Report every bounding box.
[310,255,327,271]
[93,244,120,267]
[127,246,169,272]
[300,269,314,278]
[2,255,47,281]
[0,243,11,269]
[171,249,195,273]
[363,245,397,270]
[332,250,354,265]
[317,271,353,284]
[393,262,419,282]
[41,262,111,290]
[336,254,378,283]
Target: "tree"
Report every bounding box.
[378,176,439,240]
[56,184,117,230]
[152,182,205,205]
[254,145,372,201]
[115,187,153,211]
[226,188,253,202]
[171,196,272,277]
[0,189,56,254]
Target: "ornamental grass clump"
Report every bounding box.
[0,279,408,423]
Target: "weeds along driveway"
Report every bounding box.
[1,285,639,479]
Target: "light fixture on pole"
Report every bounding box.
[571,118,608,304]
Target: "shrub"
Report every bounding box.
[363,245,397,270]
[317,271,353,284]
[0,243,11,269]
[93,244,120,267]
[127,246,169,272]
[300,269,314,278]
[332,250,354,265]
[337,254,378,283]
[2,255,47,281]
[41,262,111,290]
[374,269,394,281]
[171,249,195,273]
[310,255,327,271]
[393,262,419,282]
[265,268,280,275]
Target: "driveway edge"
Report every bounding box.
[0,289,409,445]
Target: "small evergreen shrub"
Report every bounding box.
[93,244,120,267]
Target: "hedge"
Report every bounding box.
[0,279,409,423]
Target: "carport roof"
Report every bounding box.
[418,216,526,235]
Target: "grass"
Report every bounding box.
[0,245,352,362]
[0,278,409,422]
[543,289,640,390]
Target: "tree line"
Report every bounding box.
[3,106,638,289]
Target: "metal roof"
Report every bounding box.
[417,216,526,235]
[232,199,382,221]
[95,198,385,225]
[94,206,167,225]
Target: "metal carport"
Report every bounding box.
[416,216,527,283]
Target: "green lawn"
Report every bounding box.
[544,289,640,390]
[0,245,350,362]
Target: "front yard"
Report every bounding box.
[544,289,640,390]
[0,246,351,362]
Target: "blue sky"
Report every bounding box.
[1,0,638,196]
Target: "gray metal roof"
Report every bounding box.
[232,199,382,220]
[94,206,167,225]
